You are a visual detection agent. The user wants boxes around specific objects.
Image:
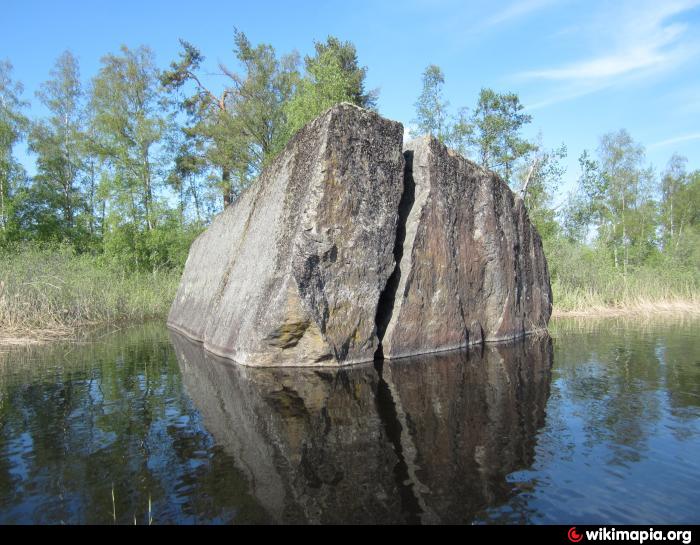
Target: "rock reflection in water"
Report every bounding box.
[170,332,553,524]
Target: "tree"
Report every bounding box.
[0,60,29,242]
[661,154,687,246]
[410,64,473,154]
[163,30,299,206]
[411,65,449,142]
[565,132,658,271]
[561,150,604,244]
[660,156,699,264]
[469,88,534,185]
[91,45,176,270]
[162,39,241,208]
[311,36,377,109]
[219,30,299,190]
[27,51,89,244]
[597,130,657,271]
[284,36,377,139]
[516,141,567,241]
[91,45,167,233]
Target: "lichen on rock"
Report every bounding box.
[168,104,552,366]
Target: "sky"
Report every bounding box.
[4,0,700,199]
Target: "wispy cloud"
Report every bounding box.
[524,84,607,111]
[484,0,557,28]
[520,0,700,106]
[420,0,559,46]
[648,131,700,149]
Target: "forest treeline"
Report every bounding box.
[1,32,698,336]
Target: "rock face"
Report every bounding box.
[379,137,552,359]
[168,103,405,366]
[169,104,552,366]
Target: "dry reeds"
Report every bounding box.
[0,246,180,344]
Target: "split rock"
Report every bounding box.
[379,136,552,359]
[167,103,405,366]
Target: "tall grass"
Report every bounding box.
[1,240,698,344]
[548,241,700,316]
[0,245,181,342]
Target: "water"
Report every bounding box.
[0,317,697,524]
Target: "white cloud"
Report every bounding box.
[519,0,700,104]
[415,0,559,47]
[485,0,557,27]
[524,83,610,110]
[648,131,700,150]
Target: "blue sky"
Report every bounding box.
[4,0,700,198]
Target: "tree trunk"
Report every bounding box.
[190,177,201,223]
[142,144,154,231]
[222,167,232,208]
[0,176,5,232]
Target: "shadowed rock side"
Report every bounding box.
[171,330,553,524]
[168,103,405,366]
[381,136,552,359]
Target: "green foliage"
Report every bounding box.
[24,52,95,247]
[468,88,534,184]
[563,131,661,272]
[1,42,698,337]
[410,67,534,184]
[163,31,300,204]
[411,65,450,141]
[0,60,29,243]
[90,45,168,233]
[0,245,181,335]
[517,141,567,238]
[547,236,699,312]
[221,30,299,177]
[660,156,700,265]
[284,36,376,139]
[408,63,698,313]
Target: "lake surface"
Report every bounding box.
[0,317,698,524]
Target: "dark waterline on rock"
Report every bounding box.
[0,318,698,524]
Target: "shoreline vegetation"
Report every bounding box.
[0,246,180,346]
[1,37,698,347]
[552,301,699,318]
[1,245,697,346]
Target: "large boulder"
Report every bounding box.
[169,104,552,366]
[168,103,405,366]
[379,137,552,359]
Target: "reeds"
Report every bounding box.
[0,246,180,343]
[551,267,699,317]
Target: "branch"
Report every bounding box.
[186,70,226,113]
[519,157,540,200]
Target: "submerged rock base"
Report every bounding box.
[168,104,552,366]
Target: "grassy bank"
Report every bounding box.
[1,245,698,346]
[0,246,181,344]
[548,245,700,316]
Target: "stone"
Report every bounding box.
[379,136,552,359]
[167,103,405,366]
[169,104,552,367]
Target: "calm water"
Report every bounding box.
[0,317,698,524]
